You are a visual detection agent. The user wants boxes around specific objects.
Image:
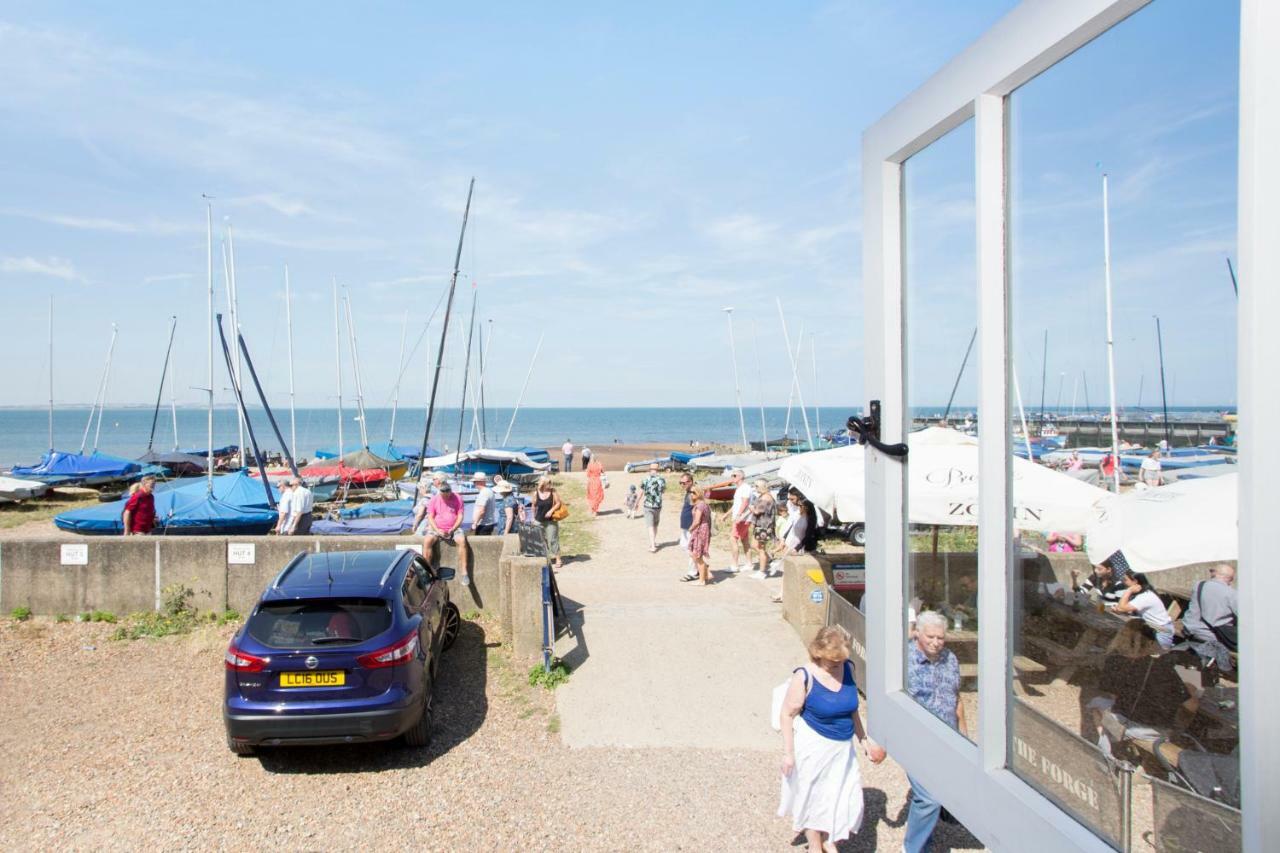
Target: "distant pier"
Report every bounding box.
[912,416,1232,448]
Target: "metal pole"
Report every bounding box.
[453,284,479,468]
[226,223,246,463]
[478,319,492,446]
[503,332,544,446]
[332,277,344,459]
[47,296,54,452]
[216,315,275,507]
[1102,174,1122,492]
[751,320,767,447]
[389,311,407,445]
[237,331,300,478]
[723,307,749,450]
[783,321,804,439]
[146,316,179,451]
[1155,315,1172,447]
[1012,364,1035,462]
[777,298,814,449]
[1225,256,1239,298]
[1038,329,1048,426]
[416,177,475,474]
[810,337,820,440]
[79,329,114,454]
[343,293,369,449]
[284,265,297,457]
[1055,372,1065,415]
[92,324,118,453]
[205,201,214,493]
[169,336,180,451]
[942,327,977,423]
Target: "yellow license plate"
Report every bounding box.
[280,670,345,688]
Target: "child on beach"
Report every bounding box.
[624,484,640,518]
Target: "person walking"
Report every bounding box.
[532,474,564,569]
[585,454,606,516]
[495,480,519,534]
[471,472,497,536]
[683,485,713,586]
[726,469,753,574]
[274,479,295,535]
[423,480,470,585]
[903,611,968,853]
[677,472,699,582]
[580,446,593,472]
[640,462,667,553]
[561,438,575,473]
[122,475,157,535]
[778,626,886,852]
[749,478,777,579]
[285,477,314,535]
[623,484,640,518]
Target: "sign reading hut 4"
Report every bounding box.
[227,543,256,565]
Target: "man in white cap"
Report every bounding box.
[285,477,314,535]
[471,471,496,536]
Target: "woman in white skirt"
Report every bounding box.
[779,626,886,852]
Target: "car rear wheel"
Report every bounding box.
[847,524,866,547]
[440,603,461,651]
[402,692,433,747]
[226,737,255,757]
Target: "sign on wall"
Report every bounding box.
[396,543,424,556]
[59,544,88,566]
[1010,700,1123,847]
[227,543,256,565]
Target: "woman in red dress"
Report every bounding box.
[686,486,712,586]
[585,453,606,516]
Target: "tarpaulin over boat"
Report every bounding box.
[10,450,142,483]
[339,499,415,519]
[339,448,409,479]
[418,448,550,476]
[313,441,434,461]
[298,463,388,485]
[180,445,238,458]
[53,471,280,534]
[136,450,209,476]
[313,500,480,535]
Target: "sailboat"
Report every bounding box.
[136,316,208,476]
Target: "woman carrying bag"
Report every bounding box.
[533,474,565,569]
[778,626,886,852]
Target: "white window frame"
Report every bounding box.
[862,0,1277,849]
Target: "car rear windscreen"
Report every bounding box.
[246,598,392,648]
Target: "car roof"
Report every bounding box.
[264,549,417,600]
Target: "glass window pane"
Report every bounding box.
[903,117,979,744]
[1007,2,1240,849]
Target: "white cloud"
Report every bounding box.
[224,193,316,218]
[0,255,82,280]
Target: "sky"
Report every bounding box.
[0,1,1238,412]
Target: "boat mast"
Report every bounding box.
[388,311,408,446]
[206,200,214,493]
[284,264,297,457]
[776,298,814,450]
[91,324,119,453]
[810,337,820,439]
[453,282,480,467]
[782,321,804,439]
[47,296,53,452]
[237,329,300,478]
[79,328,115,454]
[1038,329,1048,427]
[415,177,475,474]
[942,327,977,424]
[1225,256,1239,298]
[751,321,767,447]
[1101,173,1122,492]
[343,293,370,449]
[478,318,493,446]
[723,307,749,450]
[332,277,344,458]
[1155,315,1172,447]
[146,316,179,452]
[216,315,275,507]
[503,332,544,445]
[1012,363,1034,461]
[226,222,246,464]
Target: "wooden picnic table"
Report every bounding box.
[1026,597,1136,685]
[1197,686,1239,729]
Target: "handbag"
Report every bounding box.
[549,503,570,522]
[770,666,810,732]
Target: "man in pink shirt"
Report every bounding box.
[423,480,471,586]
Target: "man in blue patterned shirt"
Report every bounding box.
[903,611,968,852]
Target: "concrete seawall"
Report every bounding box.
[0,533,548,661]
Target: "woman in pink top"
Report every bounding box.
[423,480,471,586]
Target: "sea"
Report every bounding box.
[0,404,1232,468]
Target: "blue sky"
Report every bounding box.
[0,1,1237,412]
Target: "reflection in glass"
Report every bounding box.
[902,118,978,744]
[1007,2,1240,850]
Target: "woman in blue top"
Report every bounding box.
[778,626,886,852]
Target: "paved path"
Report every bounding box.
[554,471,803,750]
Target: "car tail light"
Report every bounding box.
[225,644,267,672]
[356,630,419,669]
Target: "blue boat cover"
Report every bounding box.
[312,513,417,535]
[314,442,434,461]
[180,445,239,458]
[670,450,714,466]
[339,499,415,519]
[54,471,280,535]
[11,450,142,481]
[500,446,549,463]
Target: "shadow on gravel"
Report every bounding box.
[255,620,489,775]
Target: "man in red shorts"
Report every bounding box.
[725,468,753,573]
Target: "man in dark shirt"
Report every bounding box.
[122,476,157,535]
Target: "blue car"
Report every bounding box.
[223,549,461,755]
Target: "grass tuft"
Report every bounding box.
[527,658,572,690]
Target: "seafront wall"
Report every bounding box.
[0,533,547,660]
